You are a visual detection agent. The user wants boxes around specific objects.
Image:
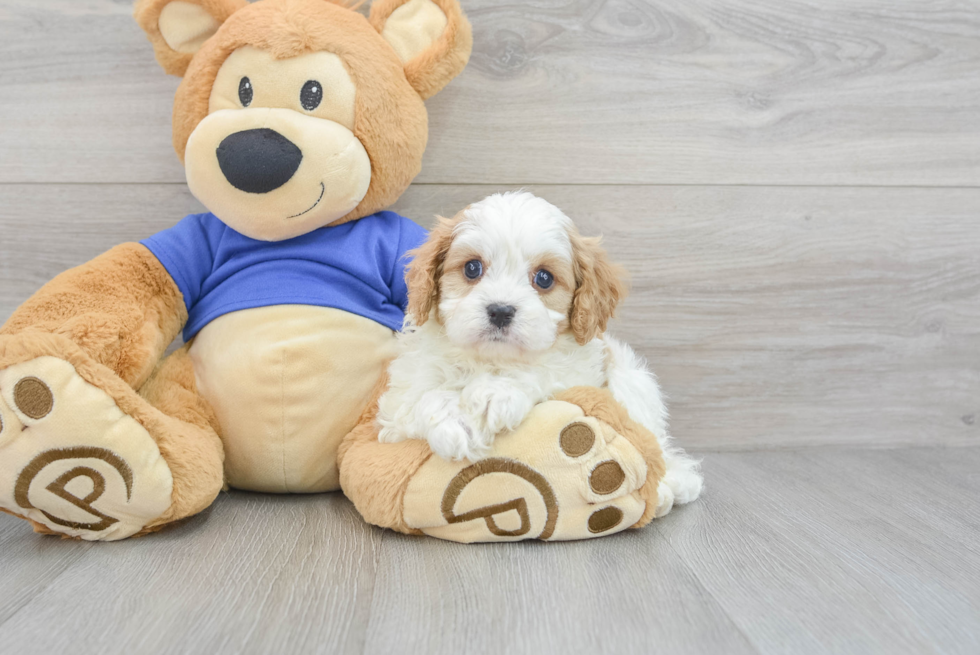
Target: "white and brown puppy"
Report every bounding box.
[377,192,702,514]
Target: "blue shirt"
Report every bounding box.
[142,211,428,341]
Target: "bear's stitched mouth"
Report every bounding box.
[287,182,325,219]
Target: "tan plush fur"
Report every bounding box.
[370,0,472,99]
[1,0,475,538]
[142,0,471,226]
[0,244,187,390]
[0,332,225,536]
[135,0,249,76]
[555,386,665,528]
[137,345,226,531]
[338,371,429,535]
[569,233,629,345]
[338,376,667,536]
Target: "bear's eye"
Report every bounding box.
[238,77,253,107]
[534,269,554,290]
[464,260,483,280]
[301,80,323,111]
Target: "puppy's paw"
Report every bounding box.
[377,425,406,444]
[663,454,703,505]
[664,467,703,506]
[427,419,488,462]
[416,390,489,462]
[655,481,675,518]
[461,378,534,437]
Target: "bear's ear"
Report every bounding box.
[370,0,473,99]
[134,0,247,76]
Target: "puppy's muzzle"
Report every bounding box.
[487,304,516,329]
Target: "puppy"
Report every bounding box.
[377,192,702,514]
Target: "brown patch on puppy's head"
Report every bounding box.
[405,210,464,325]
[532,252,576,329]
[568,232,629,345]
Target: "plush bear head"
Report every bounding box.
[135,0,471,241]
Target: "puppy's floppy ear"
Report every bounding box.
[406,213,457,326]
[570,232,629,345]
[134,0,246,76]
[370,0,473,99]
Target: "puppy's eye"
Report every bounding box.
[301,80,323,111]
[534,269,555,290]
[238,77,253,107]
[464,260,483,280]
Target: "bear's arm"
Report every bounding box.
[140,212,221,315]
[0,242,187,390]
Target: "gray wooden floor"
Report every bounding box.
[2,448,979,654]
[1,1,979,653]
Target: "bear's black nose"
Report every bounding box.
[216,128,302,194]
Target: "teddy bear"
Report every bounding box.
[0,0,667,543]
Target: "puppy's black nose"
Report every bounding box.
[487,304,516,329]
[216,128,302,194]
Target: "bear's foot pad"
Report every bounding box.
[0,357,173,541]
[402,400,650,542]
